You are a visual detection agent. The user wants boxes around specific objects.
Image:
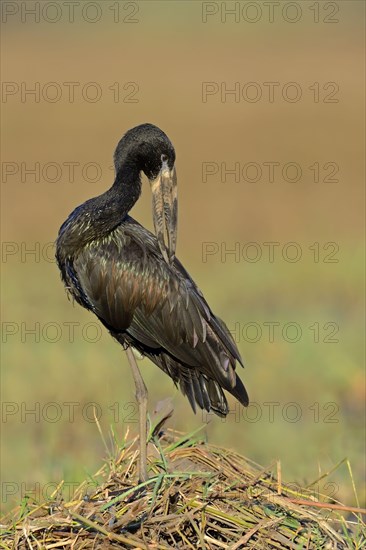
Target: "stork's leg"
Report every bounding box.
[125,347,148,482]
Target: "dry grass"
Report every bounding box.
[1,423,365,549]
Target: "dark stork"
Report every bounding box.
[56,123,249,481]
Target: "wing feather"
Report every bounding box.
[71,220,248,415]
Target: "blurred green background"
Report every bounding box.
[1,1,364,513]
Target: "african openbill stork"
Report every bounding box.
[56,123,249,481]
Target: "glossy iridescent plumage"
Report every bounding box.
[56,123,248,418]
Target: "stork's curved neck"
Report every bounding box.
[85,157,142,229]
[57,162,142,258]
[111,160,142,216]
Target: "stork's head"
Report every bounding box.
[114,123,177,265]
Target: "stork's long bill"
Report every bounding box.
[150,159,178,265]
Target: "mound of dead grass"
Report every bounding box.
[1,425,365,549]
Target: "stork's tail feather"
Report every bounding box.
[116,332,249,418]
[152,352,249,418]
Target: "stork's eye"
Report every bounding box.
[161,154,168,163]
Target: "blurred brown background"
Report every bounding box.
[1,1,364,512]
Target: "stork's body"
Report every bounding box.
[56,124,248,480]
